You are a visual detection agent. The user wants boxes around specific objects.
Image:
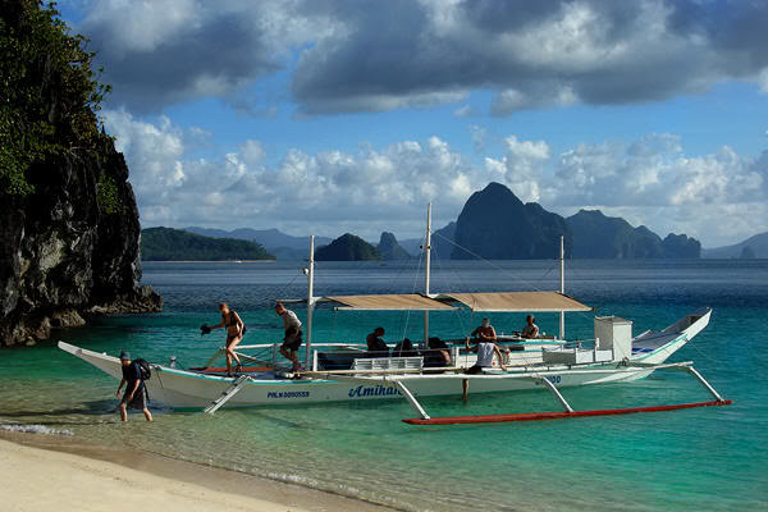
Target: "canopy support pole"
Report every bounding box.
[559,235,565,340]
[423,203,432,344]
[394,380,430,420]
[538,376,574,413]
[305,235,315,369]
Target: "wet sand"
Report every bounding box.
[0,433,395,512]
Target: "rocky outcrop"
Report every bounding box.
[567,209,663,259]
[702,232,768,259]
[0,2,161,347]
[567,209,701,259]
[452,183,571,260]
[0,147,162,347]
[315,234,381,261]
[378,232,411,260]
[661,233,701,259]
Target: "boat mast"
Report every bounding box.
[423,203,432,343]
[559,235,565,340]
[305,235,315,368]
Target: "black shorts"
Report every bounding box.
[282,328,303,351]
[121,386,147,409]
[465,365,487,375]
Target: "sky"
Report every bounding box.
[57,0,768,248]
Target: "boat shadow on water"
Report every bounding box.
[0,399,130,426]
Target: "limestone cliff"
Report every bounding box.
[0,1,161,347]
[452,183,571,260]
[378,232,411,261]
[315,234,381,261]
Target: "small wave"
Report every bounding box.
[0,421,73,436]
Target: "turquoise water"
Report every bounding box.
[1,260,767,511]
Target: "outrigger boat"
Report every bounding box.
[59,205,732,424]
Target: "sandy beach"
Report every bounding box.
[0,434,393,512]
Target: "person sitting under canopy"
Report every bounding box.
[520,314,540,339]
[471,318,497,342]
[366,327,390,358]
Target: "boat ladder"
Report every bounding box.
[204,375,251,414]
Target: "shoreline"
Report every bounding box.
[0,431,397,512]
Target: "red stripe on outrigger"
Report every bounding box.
[402,399,733,425]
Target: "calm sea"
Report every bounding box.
[1,259,766,511]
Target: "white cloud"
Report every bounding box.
[110,112,767,245]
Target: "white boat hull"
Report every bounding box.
[57,308,710,410]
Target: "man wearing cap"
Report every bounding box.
[116,352,152,422]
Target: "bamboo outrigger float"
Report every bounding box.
[59,205,732,424]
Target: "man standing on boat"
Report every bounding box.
[521,315,540,339]
[464,337,506,374]
[276,302,302,371]
[116,352,152,422]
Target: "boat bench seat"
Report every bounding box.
[352,356,424,372]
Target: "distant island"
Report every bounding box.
[141,227,274,261]
[183,227,331,260]
[568,209,701,259]
[378,232,411,261]
[151,182,748,262]
[446,182,701,260]
[315,233,380,261]
[452,182,571,259]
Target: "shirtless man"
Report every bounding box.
[471,318,497,342]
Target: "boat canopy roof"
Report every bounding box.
[283,291,591,312]
[321,294,457,311]
[439,291,592,313]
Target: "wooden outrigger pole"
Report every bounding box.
[398,361,732,425]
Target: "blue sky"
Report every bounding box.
[58,0,768,247]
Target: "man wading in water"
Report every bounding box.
[117,352,152,422]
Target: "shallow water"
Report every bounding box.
[1,259,766,511]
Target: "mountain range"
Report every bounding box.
[183,227,330,260]
[702,232,768,259]
[171,182,768,261]
[142,227,273,261]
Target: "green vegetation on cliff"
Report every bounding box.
[141,228,275,261]
[452,182,571,259]
[1,1,161,348]
[567,210,701,259]
[0,0,111,197]
[315,233,380,261]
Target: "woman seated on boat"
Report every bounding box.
[423,337,451,368]
[520,315,540,339]
[465,337,506,374]
[366,327,390,358]
[393,338,417,357]
[276,302,303,371]
[209,302,246,375]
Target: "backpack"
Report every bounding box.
[135,358,152,381]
